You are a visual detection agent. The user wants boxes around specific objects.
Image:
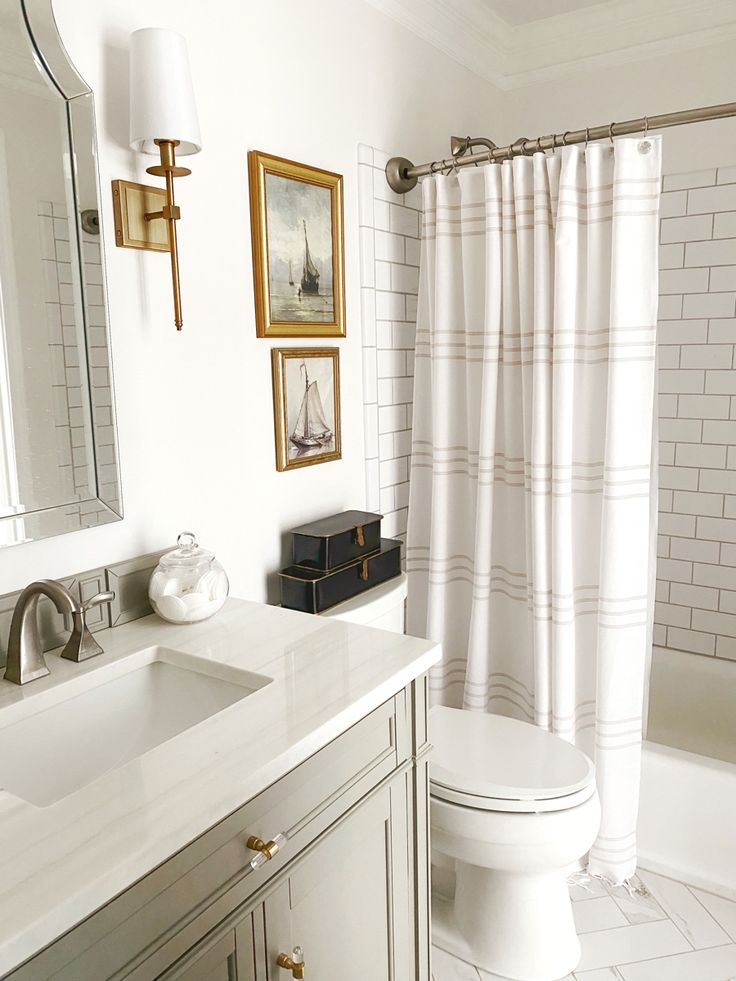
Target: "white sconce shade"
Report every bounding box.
[129,28,202,155]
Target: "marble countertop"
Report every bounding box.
[0,598,440,975]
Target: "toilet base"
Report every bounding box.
[433,861,580,981]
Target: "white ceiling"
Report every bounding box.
[481,0,610,27]
[366,0,736,89]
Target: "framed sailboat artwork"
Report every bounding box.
[271,348,341,471]
[248,151,346,337]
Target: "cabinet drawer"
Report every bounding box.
[6,697,404,981]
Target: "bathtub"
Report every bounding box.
[638,646,736,898]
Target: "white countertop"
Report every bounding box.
[0,598,440,975]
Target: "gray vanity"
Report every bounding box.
[0,599,439,979]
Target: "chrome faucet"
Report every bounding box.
[3,580,115,686]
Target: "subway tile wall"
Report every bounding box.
[655,165,736,661]
[357,148,735,657]
[358,144,420,548]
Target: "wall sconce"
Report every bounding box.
[112,28,201,331]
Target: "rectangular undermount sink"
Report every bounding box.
[0,647,271,807]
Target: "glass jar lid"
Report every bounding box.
[159,531,215,570]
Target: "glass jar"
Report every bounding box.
[149,532,229,624]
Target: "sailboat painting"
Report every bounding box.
[249,151,345,338]
[272,348,341,471]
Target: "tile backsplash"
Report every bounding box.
[654,165,736,661]
[0,550,165,669]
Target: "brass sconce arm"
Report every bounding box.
[144,139,189,330]
[111,139,191,331]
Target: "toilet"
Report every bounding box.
[322,574,601,981]
[430,707,600,980]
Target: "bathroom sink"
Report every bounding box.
[0,647,271,807]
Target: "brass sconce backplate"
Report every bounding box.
[111,180,170,252]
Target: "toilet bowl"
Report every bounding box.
[321,578,599,980]
[430,707,600,981]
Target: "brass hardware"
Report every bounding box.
[277,947,305,979]
[111,181,169,252]
[246,835,282,861]
[356,524,365,547]
[360,559,369,581]
[246,831,288,870]
[112,138,191,330]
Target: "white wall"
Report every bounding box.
[0,0,500,600]
[500,40,736,175]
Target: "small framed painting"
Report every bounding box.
[271,348,341,471]
[248,151,345,338]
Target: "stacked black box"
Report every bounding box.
[279,510,402,614]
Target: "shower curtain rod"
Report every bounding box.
[385,101,736,194]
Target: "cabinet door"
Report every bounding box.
[264,777,411,981]
[156,909,264,981]
[157,930,237,981]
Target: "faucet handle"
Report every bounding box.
[81,590,115,614]
[60,590,116,663]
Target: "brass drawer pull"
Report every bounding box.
[360,559,369,581]
[277,946,305,979]
[246,832,287,870]
[355,524,365,547]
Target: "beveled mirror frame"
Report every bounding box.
[0,0,122,547]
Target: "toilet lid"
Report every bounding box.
[429,706,595,803]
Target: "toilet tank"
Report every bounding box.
[319,573,407,634]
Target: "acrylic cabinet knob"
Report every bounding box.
[246,832,287,870]
[277,946,305,979]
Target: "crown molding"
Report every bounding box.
[365,0,507,87]
[365,0,736,90]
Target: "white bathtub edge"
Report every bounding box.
[638,858,736,903]
[638,740,736,899]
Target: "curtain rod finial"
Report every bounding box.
[386,156,418,194]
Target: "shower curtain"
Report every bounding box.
[406,137,661,883]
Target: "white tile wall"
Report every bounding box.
[655,164,736,661]
[358,144,421,549]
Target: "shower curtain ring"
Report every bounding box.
[561,131,571,146]
[584,127,591,147]
[608,122,616,147]
[643,115,649,136]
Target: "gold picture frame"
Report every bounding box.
[271,348,341,471]
[249,151,346,338]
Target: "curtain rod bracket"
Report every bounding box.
[385,156,418,194]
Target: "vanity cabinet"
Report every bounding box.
[5,678,431,981]
[159,776,411,981]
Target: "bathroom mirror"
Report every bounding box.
[0,0,121,548]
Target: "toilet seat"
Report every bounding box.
[429,706,596,814]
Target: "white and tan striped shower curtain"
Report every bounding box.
[406,137,661,883]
